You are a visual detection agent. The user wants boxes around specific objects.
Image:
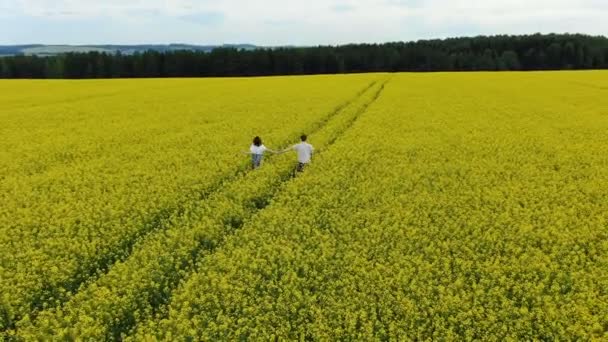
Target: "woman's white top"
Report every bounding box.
[250,144,267,155]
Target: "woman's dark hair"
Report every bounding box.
[253,136,262,146]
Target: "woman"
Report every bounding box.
[244,136,278,169]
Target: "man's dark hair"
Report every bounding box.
[253,136,262,146]
[300,134,307,142]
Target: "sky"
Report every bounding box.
[1,0,607,45]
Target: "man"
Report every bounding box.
[282,134,314,173]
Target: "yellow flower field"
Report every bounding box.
[1,71,607,340]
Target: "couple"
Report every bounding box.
[245,134,314,172]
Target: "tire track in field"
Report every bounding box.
[326,78,388,147]
[2,79,379,335]
[567,81,608,91]
[11,77,390,340]
[0,91,125,112]
[1,81,179,112]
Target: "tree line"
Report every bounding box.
[1,33,607,78]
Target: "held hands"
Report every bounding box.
[239,148,289,156]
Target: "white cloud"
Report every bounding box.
[2,0,608,44]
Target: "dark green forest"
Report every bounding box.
[1,34,607,78]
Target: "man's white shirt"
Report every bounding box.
[293,142,314,163]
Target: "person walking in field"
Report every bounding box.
[243,136,278,169]
[282,134,314,173]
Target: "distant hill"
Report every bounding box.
[0,44,258,56]
[0,45,44,56]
